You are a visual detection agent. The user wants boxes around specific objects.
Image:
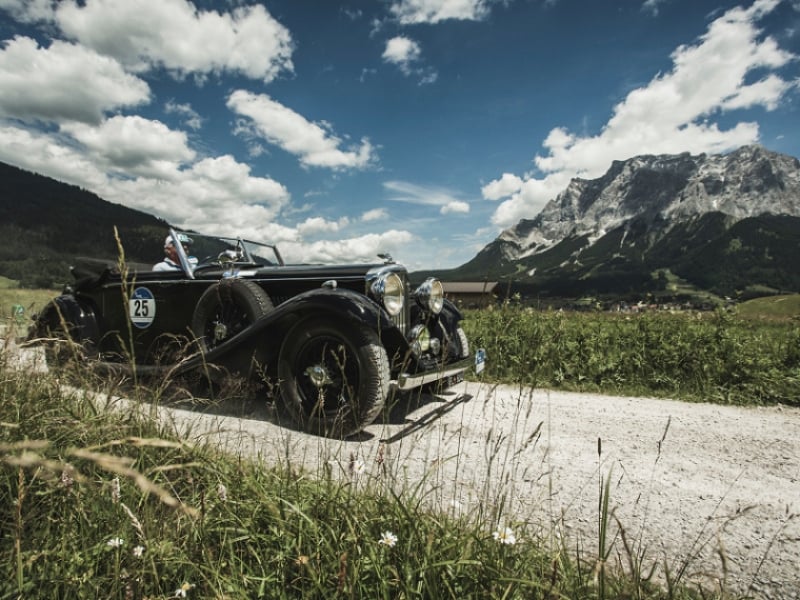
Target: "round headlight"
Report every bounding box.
[371,272,404,316]
[415,278,444,314]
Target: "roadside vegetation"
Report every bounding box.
[462,300,800,407]
[1,290,797,598]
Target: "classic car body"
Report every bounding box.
[31,229,484,437]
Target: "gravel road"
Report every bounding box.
[8,343,800,598]
[150,380,800,599]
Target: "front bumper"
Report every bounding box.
[392,349,485,391]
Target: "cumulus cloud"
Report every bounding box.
[280,230,415,264]
[0,36,149,124]
[297,216,350,236]
[0,123,110,191]
[390,0,491,24]
[382,36,421,71]
[47,0,294,82]
[362,207,389,221]
[0,123,289,240]
[227,90,377,170]
[384,180,471,214]
[485,0,798,227]
[441,200,470,214]
[61,115,196,178]
[382,36,438,83]
[164,101,203,130]
[482,173,523,201]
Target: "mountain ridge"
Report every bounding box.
[443,145,800,299]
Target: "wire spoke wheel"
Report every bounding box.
[279,318,389,437]
[191,279,273,352]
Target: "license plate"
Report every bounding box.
[475,348,486,374]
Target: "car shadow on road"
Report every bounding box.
[377,389,474,444]
[125,375,474,442]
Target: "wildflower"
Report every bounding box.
[174,582,194,598]
[60,468,74,489]
[378,531,398,547]
[217,483,227,502]
[492,526,517,545]
[133,545,145,558]
[107,537,124,548]
[111,476,121,504]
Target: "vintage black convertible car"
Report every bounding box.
[31,229,484,437]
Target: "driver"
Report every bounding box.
[153,233,195,271]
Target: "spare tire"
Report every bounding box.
[191,279,273,352]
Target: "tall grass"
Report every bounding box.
[0,340,726,598]
[463,304,800,406]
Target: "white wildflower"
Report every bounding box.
[133,545,145,558]
[110,476,120,504]
[378,531,398,547]
[60,468,74,489]
[492,526,517,545]
[106,537,124,548]
[174,582,194,597]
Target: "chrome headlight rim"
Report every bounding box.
[414,277,444,314]
[371,271,404,316]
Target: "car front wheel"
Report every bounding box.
[278,318,389,438]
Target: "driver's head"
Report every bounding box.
[164,233,192,259]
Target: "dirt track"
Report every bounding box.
[144,381,800,599]
[8,343,800,598]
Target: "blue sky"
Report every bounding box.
[0,0,798,269]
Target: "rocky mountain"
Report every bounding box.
[450,145,800,298]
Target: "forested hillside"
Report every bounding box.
[0,162,172,287]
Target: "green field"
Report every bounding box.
[462,301,800,406]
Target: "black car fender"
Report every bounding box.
[30,294,101,347]
[197,286,408,363]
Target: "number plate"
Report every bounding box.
[475,348,486,374]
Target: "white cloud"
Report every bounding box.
[48,0,294,82]
[281,230,415,264]
[61,116,196,178]
[384,180,471,214]
[482,173,523,201]
[297,216,350,236]
[227,90,377,170]
[362,207,389,221]
[0,0,56,22]
[164,100,203,130]
[441,200,470,214]
[0,123,110,191]
[0,36,149,124]
[390,0,491,24]
[486,0,798,227]
[382,36,438,83]
[0,123,289,241]
[382,36,421,71]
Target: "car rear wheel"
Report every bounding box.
[278,318,389,438]
[191,279,273,352]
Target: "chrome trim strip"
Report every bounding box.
[392,355,474,390]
